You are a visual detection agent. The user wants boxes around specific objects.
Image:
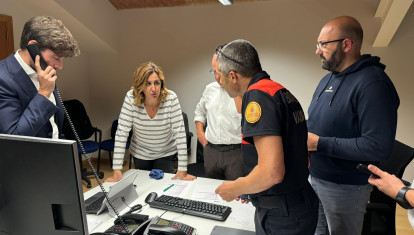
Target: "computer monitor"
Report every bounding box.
[0,134,88,235]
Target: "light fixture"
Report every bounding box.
[218,0,233,6]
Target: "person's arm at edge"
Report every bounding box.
[368,164,414,207]
[215,135,285,201]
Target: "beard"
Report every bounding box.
[320,44,345,72]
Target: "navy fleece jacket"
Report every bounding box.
[307,54,399,185]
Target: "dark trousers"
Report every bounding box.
[132,154,177,173]
[253,182,319,235]
[203,144,244,180]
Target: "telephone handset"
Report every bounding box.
[26,43,48,70]
[26,43,131,233]
[102,214,149,235]
[143,216,196,235]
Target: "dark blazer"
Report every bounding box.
[0,53,64,138]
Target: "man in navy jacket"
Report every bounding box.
[307,16,399,235]
[0,16,80,138]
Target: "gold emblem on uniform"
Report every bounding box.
[245,102,261,123]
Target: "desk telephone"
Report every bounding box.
[91,215,196,235]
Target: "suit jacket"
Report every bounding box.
[0,53,64,138]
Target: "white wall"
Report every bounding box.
[1,0,413,180]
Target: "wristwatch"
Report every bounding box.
[395,186,413,209]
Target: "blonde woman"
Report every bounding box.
[106,62,196,182]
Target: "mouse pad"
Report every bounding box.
[210,225,255,235]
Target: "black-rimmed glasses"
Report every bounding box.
[215,44,227,53]
[316,39,345,50]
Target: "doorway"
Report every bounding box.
[0,14,14,60]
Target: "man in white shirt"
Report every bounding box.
[0,16,80,138]
[194,45,244,180]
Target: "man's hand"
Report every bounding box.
[197,131,208,147]
[104,170,123,182]
[307,132,319,151]
[172,171,196,181]
[35,55,56,98]
[216,181,240,202]
[368,164,405,199]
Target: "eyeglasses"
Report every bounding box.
[215,44,227,53]
[209,69,216,75]
[316,39,345,50]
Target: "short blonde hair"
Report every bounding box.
[132,62,169,106]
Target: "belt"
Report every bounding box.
[207,143,241,152]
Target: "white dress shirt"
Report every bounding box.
[194,82,241,145]
[14,50,59,139]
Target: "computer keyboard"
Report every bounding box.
[147,194,232,221]
[85,193,106,214]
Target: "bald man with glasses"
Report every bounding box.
[307,16,400,235]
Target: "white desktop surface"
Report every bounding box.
[84,169,255,235]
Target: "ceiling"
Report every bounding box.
[108,0,268,10]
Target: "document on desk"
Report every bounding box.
[87,217,103,233]
[228,203,256,229]
[158,180,194,197]
[190,183,223,203]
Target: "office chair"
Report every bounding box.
[98,119,132,171]
[182,112,193,156]
[362,140,414,235]
[62,99,103,188]
[187,121,206,178]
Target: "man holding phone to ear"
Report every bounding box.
[0,15,80,138]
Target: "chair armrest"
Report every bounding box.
[93,127,102,144]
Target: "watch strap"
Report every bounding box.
[396,186,413,209]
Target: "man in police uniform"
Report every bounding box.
[215,39,318,235]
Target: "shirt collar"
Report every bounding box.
[14,49,37,78]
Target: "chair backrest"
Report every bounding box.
[379,140,414,178]
[195,121,207,164]
[363,140,414,234]
[181,112,192,155]
[62,99,95,140]
[370,140,414,204]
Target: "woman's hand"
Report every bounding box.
[172,171,196,181]
[104,170,123,182]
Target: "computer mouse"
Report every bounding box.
[145,192,157,203]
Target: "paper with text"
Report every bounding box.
[190,183,223,203]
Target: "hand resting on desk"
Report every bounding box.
[105,170,196,183]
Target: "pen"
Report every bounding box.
[163,184,174,192]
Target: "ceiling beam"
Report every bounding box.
[373,0,413,47]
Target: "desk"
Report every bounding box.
[84,169,255,235]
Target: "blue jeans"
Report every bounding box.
[309,175,373,235]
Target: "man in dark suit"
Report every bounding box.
[0,16,80,138]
